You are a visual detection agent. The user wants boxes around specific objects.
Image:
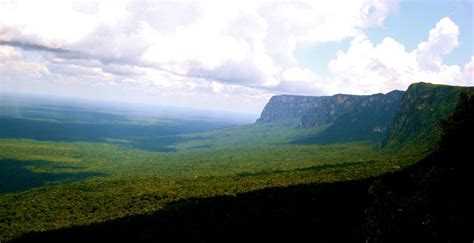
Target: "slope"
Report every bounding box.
[382,82,462,149]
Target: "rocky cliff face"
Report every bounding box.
[299,91,404,129]
[307,90,405,143]
[258,82,467,145]
[257,90,404,129]
[257,91,405,143]
[255,95,324,123]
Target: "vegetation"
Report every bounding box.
[0,82,470,242]
[0,135,426,241]
[11,86,473,243]
[382,82,462,149]
[365,86,474,242]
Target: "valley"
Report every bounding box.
[0,82,472,242]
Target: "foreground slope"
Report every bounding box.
[365,87,474,242]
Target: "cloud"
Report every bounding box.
[0,0,394,86]
[326,17,472,95]
[1,1,471,113]
[415,17,460,71]
[188,60,267,86]
[0,46,49,81]
[274,67,327,95]
[463,57,474,83]
[0,40,72,54]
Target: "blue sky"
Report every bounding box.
[1,0,473,113]
[367,0,473,65]
[296,0,473,74]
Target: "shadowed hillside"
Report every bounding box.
[365,88,474,242]
[13,180,372,243]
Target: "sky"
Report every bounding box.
[0,0,473,114]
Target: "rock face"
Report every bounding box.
[309,90,405,143]
[255,95,324,123]
[257,90,405,143]
[300,91,404,129]
[257,92,404,127]
[257,82,467,145]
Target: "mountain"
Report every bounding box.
[366,87,474,242]
[257,90,405,143]
[257,92,404,129]
[382,82,463,149]
[258,82,468,145]
[256,95,324,123]
[298,91,405,143]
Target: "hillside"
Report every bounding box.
[365,86,474,242]
[382,82,462,149]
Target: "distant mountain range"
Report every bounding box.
[257,82,469,147]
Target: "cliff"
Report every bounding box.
[258,83,469,145]
[258,90,405,143]
[257,92,404,127]
[255,95,324,123]
[382,82,463,148]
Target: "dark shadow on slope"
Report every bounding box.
[232,161,375,178]
[290,128,383,145]
[13,180,372,243]
[123,136,192,152]
[0,159,105,194]
[289,111,389,144]
[364,89,474,242]
[296,160,377,172]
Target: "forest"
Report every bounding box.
[0,83,472,242]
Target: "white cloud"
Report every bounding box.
[327,17,472,95]
[0,0,394,84]
[1,1,472,113]
[415,17,460,71]
[464,57,474,83]
[0,46,49,80]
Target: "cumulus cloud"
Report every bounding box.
[0,0,393,84]
[464,57,474,82]
[327,17,472,95]
[415,17,460,71]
